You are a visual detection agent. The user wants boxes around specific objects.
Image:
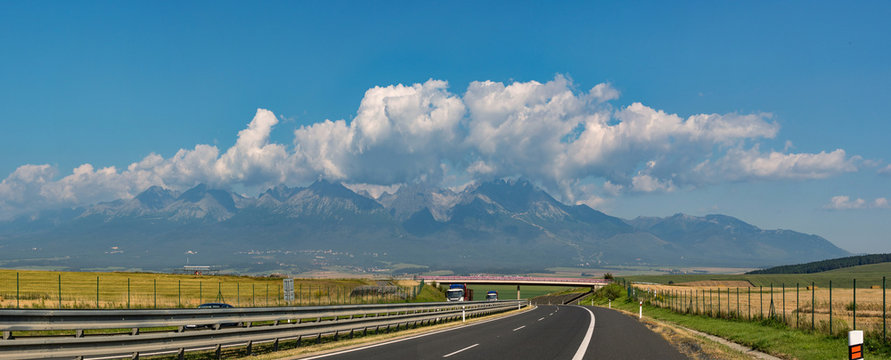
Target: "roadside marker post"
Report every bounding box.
[639,301,642,319]
[849,330,864,360]
[609,299,611,309]
[462,305,466,322]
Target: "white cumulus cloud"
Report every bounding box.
[0,76,862,219]
[824,196,890,210]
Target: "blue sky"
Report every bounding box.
[1,1,889,253]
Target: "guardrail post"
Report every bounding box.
[214,344,221,359]
[76,329,84,338]
[176,348,184,360]
[131,327,139,335]
[246,340,253,355]
[131,351,139,360]
[2,331,13,340]
[273,338,279,351]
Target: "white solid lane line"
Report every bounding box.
[442,343,479,358]
[512,325,526,331]
[570,306,596,360]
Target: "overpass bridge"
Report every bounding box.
[415,276,610,300]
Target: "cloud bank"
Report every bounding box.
[824,196,889,210]
[0,76,860,219]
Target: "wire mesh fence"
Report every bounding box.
[627,277,888,342]
[0,271,420,309]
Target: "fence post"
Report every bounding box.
[266,283,269,307]
[252,283,255,307]
[96,276,100,309]
[811,281,815,331]
[829,280,833,335]
[883,276,886,341]
[153,279,157,309]
[853,278,857,330]
[58,273,62,309]
[199,281,202,304]
[178,280,181,307]
[760,286,763,320]
[237,282,240,307]
[782,283,785,324]
[16,272,19,309]
[736,287,740,318]
[748,287,751,320]
[796,283,799,328]
[127,278,130,309]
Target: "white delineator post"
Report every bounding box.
[639,301,643,319]
[608,299,611,308]
[462,305,466,322]
[849,330,864,360]
[517,285,521,309]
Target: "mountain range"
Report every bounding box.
[0,179,849,273]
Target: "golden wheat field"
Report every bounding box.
[637,284,889,335]
[0,269,387,309]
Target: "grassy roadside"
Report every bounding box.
[582,285,891,360]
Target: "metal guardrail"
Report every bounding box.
[0,300,528,360]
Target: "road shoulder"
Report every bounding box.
[601,306,781,360]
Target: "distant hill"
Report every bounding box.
[747,253,891,274]
[0,179,850,273]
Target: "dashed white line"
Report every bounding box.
[443,343,479,358]
[512,325,526,331]
[298,306,533,359]
[538,317,545,321]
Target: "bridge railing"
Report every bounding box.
[416,276,611,285]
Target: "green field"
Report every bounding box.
[626,262,891,288]
[464,284,573,301]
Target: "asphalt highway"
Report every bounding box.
[299,305,687,360]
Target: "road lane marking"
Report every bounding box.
[443,343,479,358]
[512,325,526,331]
[570,306,596,360]
[298,305,536,359]
[538,317,545,321]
